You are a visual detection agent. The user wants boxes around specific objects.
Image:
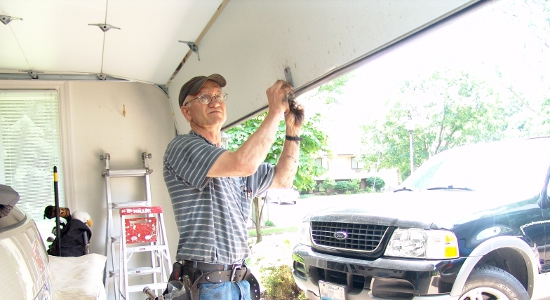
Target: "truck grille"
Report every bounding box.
[311,221,389,252]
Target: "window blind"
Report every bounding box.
[0,90,65,221]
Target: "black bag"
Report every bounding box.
[47,218,91,257]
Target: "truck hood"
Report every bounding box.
[307,190,539,230]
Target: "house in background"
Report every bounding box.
[312,123,399,192]
[314,152,399,192]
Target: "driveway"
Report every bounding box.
[263,192,386,228]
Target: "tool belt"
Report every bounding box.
[166,260,261,300]
[181,260,250,284]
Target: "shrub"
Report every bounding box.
[262,264,305,299]
[349,178,361,192]
[335,180,361,193]
[321,178,336,191]
[264,220,275,227]
[247,234,306,299]
[366,177,385,191]
[334,180,350,193]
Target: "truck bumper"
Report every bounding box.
[292,244,465,300]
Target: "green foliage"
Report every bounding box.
[321,178,336,190]
[349,179,361,192]
[333,179,362,193]
[334,181,351,193]
[365,177,385,191]
[361,70,525,180]
[226,112,329,192]
[247,235,305,300]
[262,265,305,300]
[299,193,315,199]
[317,74,354,105]
[264,220,275,227]
[247,227,297,237]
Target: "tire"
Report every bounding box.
[459,265,529,300]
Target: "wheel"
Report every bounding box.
[459,265,529,300]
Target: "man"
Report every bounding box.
[163,74,303,300]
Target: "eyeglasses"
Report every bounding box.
[186,93,228,106]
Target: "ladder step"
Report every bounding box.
[127,282,168,293]
[125,245,169,253]
[108,266,164,277]
[127,266,164,275]
[110,201,149,209]
[103,169,151,177]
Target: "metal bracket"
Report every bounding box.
[28,71,38,79]
[100,153,111,173]
[179,41,200,61]
[284,67,294,87]
[88,23,121,32]
[142,152,153,173]
[0,15,23,25]
[155,84,169,97]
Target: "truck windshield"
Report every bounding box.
[401,139,550,198]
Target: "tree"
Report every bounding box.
[226,106,328,242]
[226,112,328,192]
[361,70,523,180]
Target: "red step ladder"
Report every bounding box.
[119,206,170,300]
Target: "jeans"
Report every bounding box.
[199,281,251,300]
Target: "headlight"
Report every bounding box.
[384,228,459,259]
[298,217,312,246]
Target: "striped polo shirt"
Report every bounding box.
[163,131,274,264]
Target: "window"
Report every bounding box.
[351,157,361,170]
[0,90,65,221]
[315,157,329,169]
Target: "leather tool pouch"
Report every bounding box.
[169,261,184,281]
[163,262,192,300]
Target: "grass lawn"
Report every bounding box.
[248,226,298,237]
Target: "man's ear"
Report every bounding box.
[181,105,192,121]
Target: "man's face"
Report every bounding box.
[181,80,227,127]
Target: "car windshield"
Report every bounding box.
[401,139,550,198]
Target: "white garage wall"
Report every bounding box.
[66,81,177,256]
[0,80,179,258]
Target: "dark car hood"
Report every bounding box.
[307,190,540,230]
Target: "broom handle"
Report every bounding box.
[53,166,61,254]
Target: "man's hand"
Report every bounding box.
[282,83,305,128]
[266,80,292,116]
[266,80,305,128]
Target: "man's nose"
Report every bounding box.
[209,97,222,107]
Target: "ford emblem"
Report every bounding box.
[333,231,348,240]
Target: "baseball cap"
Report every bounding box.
[179,74,226,107]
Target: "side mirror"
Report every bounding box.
[0,184,19,207]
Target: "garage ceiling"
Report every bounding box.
[0,0,224,84]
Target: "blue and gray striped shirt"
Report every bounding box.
[163,131,274,264]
